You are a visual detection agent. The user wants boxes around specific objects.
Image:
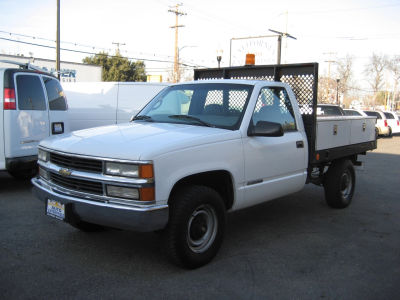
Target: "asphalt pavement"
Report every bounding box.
[1,136,399,299]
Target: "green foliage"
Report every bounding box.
[83,52,146,82]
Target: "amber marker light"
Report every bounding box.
[140,187,155,201]
[139,164,154,178]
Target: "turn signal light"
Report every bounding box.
[140,187,155,201]
[139,164,154,178]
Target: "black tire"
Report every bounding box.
[387,127,392,137]
[324,159,355,209]
[9,167,38,180]
[69,220,105,232]
[164,185,226,269]
[375,127,379,139]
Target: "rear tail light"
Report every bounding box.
[397,120,399,126]
[4,88,16,110]
[384,120,388,127]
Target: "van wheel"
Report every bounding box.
[164,185,226,269]
[9,167,38,180]
[324,159,355,209]
[375,127,379,139]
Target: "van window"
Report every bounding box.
[16,75,46,111]
[384,112,394,119]
[364,111,381,119]
[44,77,67,111]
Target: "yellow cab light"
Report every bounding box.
[245,53,255,65]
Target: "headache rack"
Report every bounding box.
[194,63,319,165]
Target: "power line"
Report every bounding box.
[0,36,207,68]
[0,29,179,60]
[289,2,400,16]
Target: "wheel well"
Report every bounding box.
[169,170,234,210]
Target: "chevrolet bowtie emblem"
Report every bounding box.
[58,168,72,177]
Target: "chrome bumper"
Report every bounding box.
[31,177,169,232]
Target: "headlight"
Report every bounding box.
[105,162,139,177]
[39,167,49,180]
[38,149,49,162]
[105,162,153,178]
[106,185,139,200]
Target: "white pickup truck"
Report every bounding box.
[32,63,376,268]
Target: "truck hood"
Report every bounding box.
[40,122,241,161]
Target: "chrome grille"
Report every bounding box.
[50,173,103,195]
[50,152,103,173]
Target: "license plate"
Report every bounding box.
[46,199,65,220]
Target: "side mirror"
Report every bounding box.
[248,121,284,137]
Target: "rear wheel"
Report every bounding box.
[324,159,355,209]
[388,126,392,137]
[164,185,226,269]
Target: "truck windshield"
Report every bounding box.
[135,83,254,130]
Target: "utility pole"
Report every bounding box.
[169,3,186,82]
[323,52,337,79]
[268,29,296,65]
[56,0,60,79]
[112,42,126,55]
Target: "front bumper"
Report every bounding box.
[32,177,169,232]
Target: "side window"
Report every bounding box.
[16,75,46,111]
[251,87,296,132]
[44,77,67,111]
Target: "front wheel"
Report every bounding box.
[324,159,355,209]
[164,185,226,269]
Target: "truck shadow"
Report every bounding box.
[0,172,32,192]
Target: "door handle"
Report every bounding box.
[296,141,304,148]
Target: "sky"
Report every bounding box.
[1,0,400,87]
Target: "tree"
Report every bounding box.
[365,53,387,107]
[318,76,337,104]
[336,55,354,107]
[387,55,400,106]
[83,52,146,82]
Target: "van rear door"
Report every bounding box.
[4,73,49,158]
[42,75,69,134]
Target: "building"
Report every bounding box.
[0,54,102,82]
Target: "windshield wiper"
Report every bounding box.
[131,115,153,122]
[168,115,214,127]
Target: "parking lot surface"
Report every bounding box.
[1,136,399,299]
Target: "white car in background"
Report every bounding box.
[383,111,400,135]
[364,110,390,137]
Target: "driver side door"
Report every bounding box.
[240,86,307,209]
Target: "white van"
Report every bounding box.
[0,65,69,179]
[62,82,169,131]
